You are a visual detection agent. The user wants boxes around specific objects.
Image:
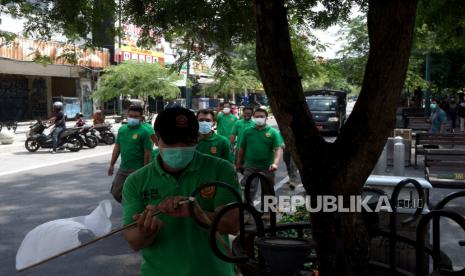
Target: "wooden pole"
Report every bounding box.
[17,198,194,273]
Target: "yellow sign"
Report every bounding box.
[121,45,164,58]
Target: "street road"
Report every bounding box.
[0,152,141,276]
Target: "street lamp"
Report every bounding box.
[171,43,192,108]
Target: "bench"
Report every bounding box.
[414,133,465,167]
[424,153,465,189]
[405,116,430,132]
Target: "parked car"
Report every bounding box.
[304,90,347,134]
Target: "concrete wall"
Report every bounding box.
[52,77,77,98]
[0,59,81,78]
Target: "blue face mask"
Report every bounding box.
[430,103,437,110]
[127,118,140,126]
[198,121,213,134]
[160,146,196,169]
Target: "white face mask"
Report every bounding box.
[254,117,266,126]
[223,107,231,114]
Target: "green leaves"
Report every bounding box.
[92,62,181,101]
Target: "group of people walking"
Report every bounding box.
[429,94,465,133]
[105,102,300,276]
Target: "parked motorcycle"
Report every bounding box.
[25,120,83,152]
[90,123,115,145]
[78,125,98,148]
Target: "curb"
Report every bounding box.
[0,143,26,154]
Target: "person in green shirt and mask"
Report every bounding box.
[236,108,282,200]
[108,105,153,203]
[230,106,254,157]
[216,102,238,139]
[196,109,234,163]
[122,107,240,276]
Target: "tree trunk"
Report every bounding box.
[253,0,418,275]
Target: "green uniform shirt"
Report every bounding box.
[197,132,234,163]
[231,118,255,146]
[240,125,283,169]
[122,152,240,276]
[216,112,238,138]
[142,122,155,135]
[116,124,153,171]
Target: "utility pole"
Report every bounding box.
[186,49,191,109]
[117,0,123,115]
[424,52,432,117]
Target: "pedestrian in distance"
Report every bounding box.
[446,96,458,132]
[75,113,86,127]
[282,144,301,190]
[429,100,448,134]
[236,108,283,200]
[108,105,153,203]
[230,106,255,158]
[459,94,465,132]
[216,102,238,139]
[196,109,234,163]
[122,106,240,276]
[92,110,106,126]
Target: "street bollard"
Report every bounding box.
[393,136,405,176]
[374,145,387,175]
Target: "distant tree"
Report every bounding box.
[93,62,180,101]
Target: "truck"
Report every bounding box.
[304,89,347,134]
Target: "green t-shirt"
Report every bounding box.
[240,125,283,169]
[197,132,233,163]
[116,124,153,171]
[142,122,155,135]
[216,112,238,138]
[122,152,241,276]
[231,118,255,145]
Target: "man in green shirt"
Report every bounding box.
[108,105,153,203]
[236,108,282,200]
[197,109,234,163]
[230,107,254,158]
[122,107,240,276]
[216,102,238,139]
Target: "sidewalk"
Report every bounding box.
[0,120,120,155]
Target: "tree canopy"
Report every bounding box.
[93,62,180,101]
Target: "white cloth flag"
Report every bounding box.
[16,200,112,271]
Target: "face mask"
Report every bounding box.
[430,103,437,110]
[127,118,140,126]
[223,108,231,114]
[198,121,213,134]
[254,118,266,126]
[160,146,196,169]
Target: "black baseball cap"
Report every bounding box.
[154,107,199,145]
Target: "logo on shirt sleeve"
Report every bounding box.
[265,132,271,138]
[200,186,216,199]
